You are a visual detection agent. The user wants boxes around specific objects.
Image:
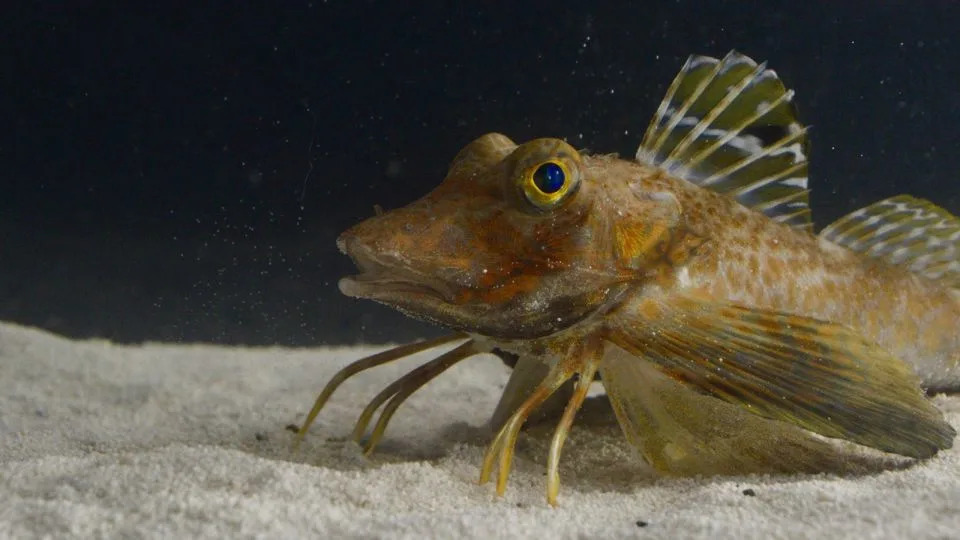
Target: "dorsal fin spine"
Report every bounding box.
[777,207,812,224]
[639,58,691,157]
[751,189,810,213]
[684,89,795,175]
[636,52,812,231]
[661,61,768,170]
[700,127,808,186]
[646,59,724,160]
[728,161,806,198]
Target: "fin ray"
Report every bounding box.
[820,195,960,287]
[661,61,768,169]
[608,296,956,458]
[643,56,725,161]
[601,343,852,476]
[637,51,811,231]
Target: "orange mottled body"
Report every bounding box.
[301,52,958,505]
[606,156,960,391]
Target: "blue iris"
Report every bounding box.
[533,162,565,194]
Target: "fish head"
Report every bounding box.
[338,133,682,339]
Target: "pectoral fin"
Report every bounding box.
[607,296,956,458]
[600,343,845,475]
[489,351,574,431]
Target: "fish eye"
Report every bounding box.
[521,159,578,209]
[533,162,565,194]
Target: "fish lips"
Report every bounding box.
[336,235,458,309]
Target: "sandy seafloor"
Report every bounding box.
[1,322,958,539]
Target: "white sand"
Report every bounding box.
[1,322,958,539]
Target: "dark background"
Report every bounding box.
[3,2,959,346]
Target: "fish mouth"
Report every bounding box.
[338,272,450,303]
[337,238,456,306]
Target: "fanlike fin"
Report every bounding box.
[600,344,851,476]
[607,296,956,458]
[637,51,812,232]
[820,195,960,288]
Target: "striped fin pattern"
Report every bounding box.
[609,296,956,459]
[637,51,812,231]
[820,195,960,287]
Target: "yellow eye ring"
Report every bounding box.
[521,159,576,209]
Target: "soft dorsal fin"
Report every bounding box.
[820,195,960,288]
[637,51,812,232]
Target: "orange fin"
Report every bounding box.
[820,195,960,288]
[607,296,956,458]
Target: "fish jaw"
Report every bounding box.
[336,225,467,327]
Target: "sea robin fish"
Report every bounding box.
[297,51,959,505]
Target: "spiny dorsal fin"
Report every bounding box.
[820,195,960,288]
[637,51,812,232]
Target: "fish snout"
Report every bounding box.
[336,208,428,274]
[335,220,370,257]
[336,217,388,271]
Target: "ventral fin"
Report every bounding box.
[608,295,956,459]
[820,195,960,288]
[636,51,812,232]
